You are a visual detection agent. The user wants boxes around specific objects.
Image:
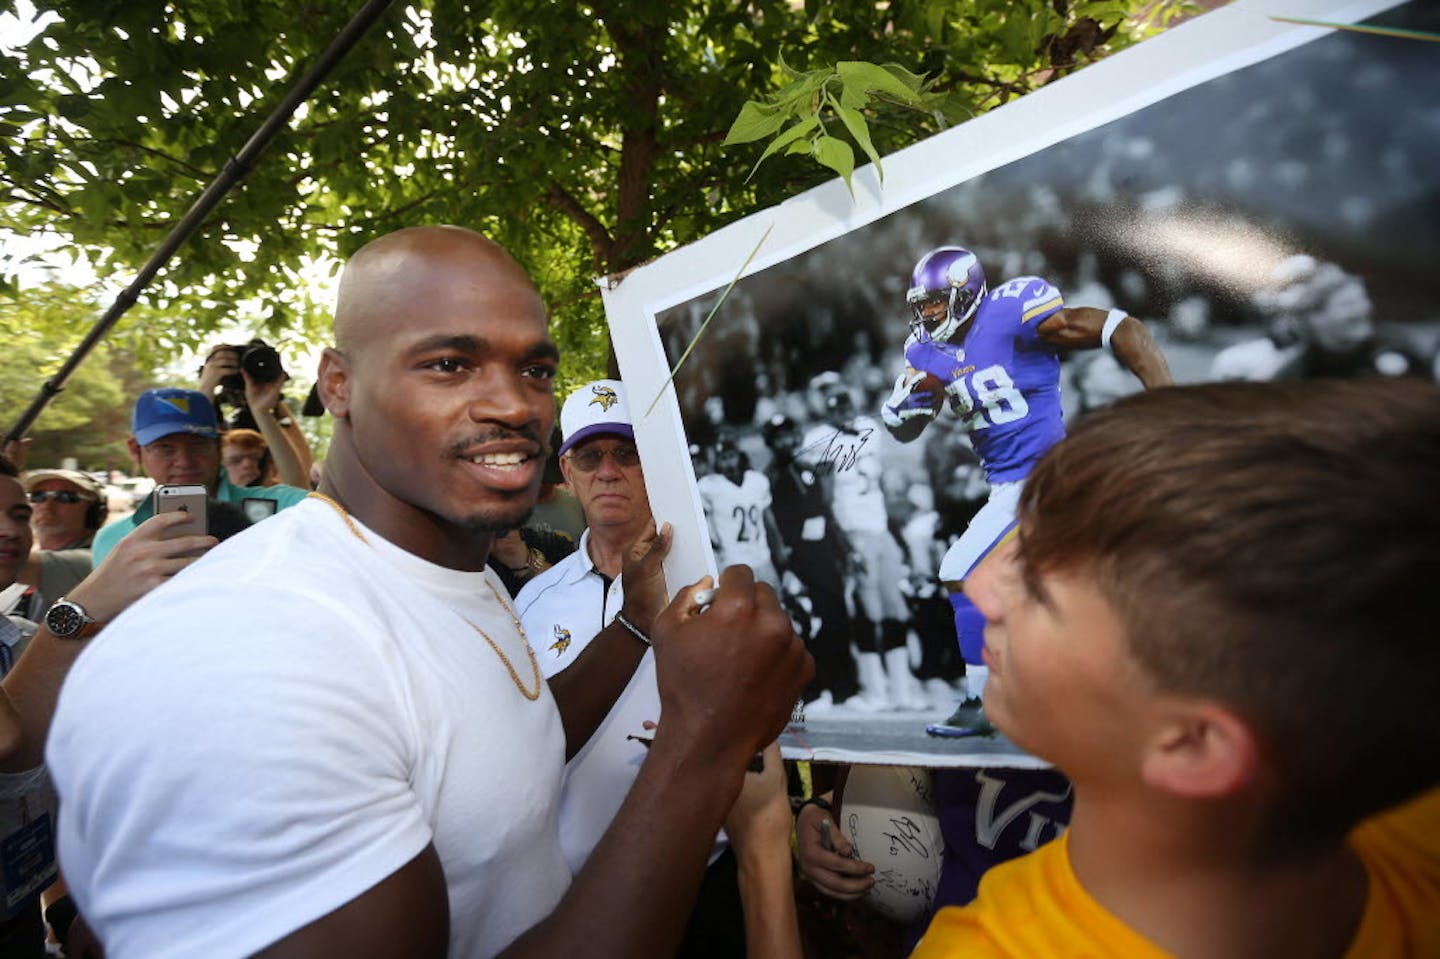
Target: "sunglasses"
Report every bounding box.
[27,490,92,505]
[566,445,641,473]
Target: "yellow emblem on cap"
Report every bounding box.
[549,625,572,656]
[167,397,191,413]
[589,385,619,412]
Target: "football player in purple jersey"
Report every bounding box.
[881,246,1172,736]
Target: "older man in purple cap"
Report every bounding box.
[91,388,308,565]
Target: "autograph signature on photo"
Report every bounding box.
[798,423,873,474]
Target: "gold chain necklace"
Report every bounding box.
[307,491,542,701]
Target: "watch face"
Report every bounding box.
[46,601,86,637]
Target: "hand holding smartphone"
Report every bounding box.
[154,484,208,539]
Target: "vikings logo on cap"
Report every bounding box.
[589,384,620,412]
[558,379,635,457]
[549,625,572,656]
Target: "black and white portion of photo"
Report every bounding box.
[615,0,1440,765]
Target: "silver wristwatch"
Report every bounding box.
[44,597,102,640]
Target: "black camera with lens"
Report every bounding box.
[207,339,291,432]
[218,339,286,392]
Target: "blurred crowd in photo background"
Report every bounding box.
[667,233,1438,728]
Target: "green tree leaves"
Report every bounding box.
[727,0,1189,191]
[0,284,170,469]
[725,101,789,147]
[1,0,1186,392]
[811,135,855,190]
[724,57,931,190]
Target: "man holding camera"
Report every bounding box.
[198,342,314,488]
[90,386,309,566]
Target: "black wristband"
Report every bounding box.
[612,610,652,647]
[800,795,833,814]
[44,894,78,944]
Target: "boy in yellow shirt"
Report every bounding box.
[913,378,1440,959]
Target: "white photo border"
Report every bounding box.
[601,0,1400,601]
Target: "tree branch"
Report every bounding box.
[95,138,213,179]
[544,180,614,271]
[2,192,75,217]
[593,7,666,270]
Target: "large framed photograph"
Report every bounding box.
[601,0,1439,766]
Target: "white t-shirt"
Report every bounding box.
[48,499,569,959]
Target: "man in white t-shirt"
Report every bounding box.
[47,226,813,959]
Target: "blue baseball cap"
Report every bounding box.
[132,388,221,446]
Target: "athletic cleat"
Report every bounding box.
[925,696,995,738]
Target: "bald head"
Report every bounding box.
[316,224,559,568]
[334,225,544,356]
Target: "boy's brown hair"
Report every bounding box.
[1019,378,1440,856]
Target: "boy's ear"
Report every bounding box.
[316,348,351,419]
[1141,702,1258,799]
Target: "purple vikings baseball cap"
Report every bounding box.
[557,379,635,456]
[132,388,221,446]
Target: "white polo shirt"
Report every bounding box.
[517,532,726,874]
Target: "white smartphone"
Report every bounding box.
[154,484,208,538]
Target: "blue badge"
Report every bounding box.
[2,812,56,916]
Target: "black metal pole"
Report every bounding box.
[5,0,397,444]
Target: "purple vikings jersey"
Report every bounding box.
[904,276,1066,483]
